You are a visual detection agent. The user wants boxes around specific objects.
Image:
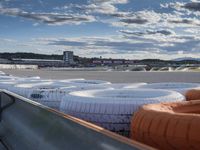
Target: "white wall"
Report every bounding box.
[0,64,38,69]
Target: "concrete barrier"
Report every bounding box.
[0,90,154,150]
[0,64,38,69]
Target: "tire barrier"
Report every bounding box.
[130,100,200,150]
[60,89,185,137]
[0,78,111,110]
[14,79,109,91]
[0,75,18,80]
[15,76,41,81]
[15,81,59,88]
[28,85,77,110]
[138,82,200,95]
[124,83,147,89]
[69,84,112,91]
[0,71,6,75]
[8,81,55,97]
[185,89,200,101]
[24,76,40,80]
[0,75,40,81]
[58,78,85,83]
[29,89,67,110]
[69,79,111,85]
[0,81,18,91]
[28,84,111,110]
[107,83,147,89]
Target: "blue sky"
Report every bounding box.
[0,0,200,59]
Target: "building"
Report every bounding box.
[63,51,74,64]
[11,58,64,67]
[92,59,136,66]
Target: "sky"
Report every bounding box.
[0,0,200,60]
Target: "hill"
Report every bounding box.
[0,52,63,60]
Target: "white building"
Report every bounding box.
[63,51,74,64]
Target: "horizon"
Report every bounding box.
[0,0,200,60]
[1,51,200,61]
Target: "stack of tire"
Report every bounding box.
[68,79,111,85]
[137,82,200,95]
[28,80,112,110]
[28,85,76,110]
[0,71,6,75]
[0,75,18,81]
[66,79,112,91]
[60,89,185,136]
[9,80,51,97]
[185,89,200,101]
[0,76,41,93]
[130,100,200,150]
[107,83,147,89]
[0,81,18,91]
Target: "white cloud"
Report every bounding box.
[59,0,130,18]
[0,5,96,25]
[1,0,200,59]
[89,0,128,4]
[161,1,200,16]
[30,32,200,60]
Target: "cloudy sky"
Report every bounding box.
[0,0,200,60]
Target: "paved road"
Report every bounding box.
[1,69,200,83]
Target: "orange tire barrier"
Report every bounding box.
[130,100,200,150]
[186,89,200,101]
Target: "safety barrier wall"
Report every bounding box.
[0,90,154,150]
[0,64,38,69]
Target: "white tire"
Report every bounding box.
[0,76,18,80]
[60,89,185,136]
[108,83,147,89]
[0,81,18,91]
[9,81,55,97]
[16,76,41,81]
[0,71,6,75]
[6,78,110,110]
[28,84,111,110]
[138,82,200,95]
[69,79,111,85]
[28,90,68,110]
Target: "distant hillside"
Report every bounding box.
[0,52,63,60]
[172,57,200,61]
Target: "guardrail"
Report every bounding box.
[0,90,155,150]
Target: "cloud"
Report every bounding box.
[67,3,117,15]
[1,0,200,59]
[168,18,200,26]
[33,32,200,59]
[160,2,200,28]
[111,10,177,28]
[161,1,200,16]
[182,2,200,11]
[111,7,200,30]
[12,30,200,59]
[34,36,156,54]
[89,0,128,4]
[58,0,130,19]
[48,40,87,46]
[120,18,148,24]
[0,38,16,43]
[0,5,96,25]
[119,29,174,36]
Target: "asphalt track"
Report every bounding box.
[1,69,200,83]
